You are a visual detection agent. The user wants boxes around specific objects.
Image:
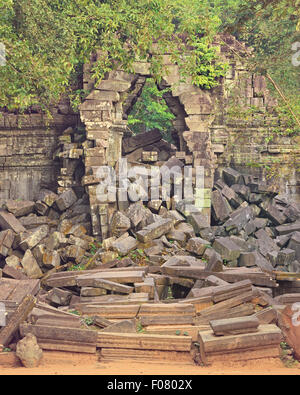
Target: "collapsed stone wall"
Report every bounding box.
[0,35,298,240]
[78,35,299,239]
[0,107,79,201]
[211,35,300,202]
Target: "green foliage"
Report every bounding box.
[213,0,300,126]
[0,0,227,110]
[128,78,175,141]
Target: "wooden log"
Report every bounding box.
[0,295,36,349]
[97,332,192,351]
[198,324,282,354]
[209,316,260,336]
[19,323,98,344]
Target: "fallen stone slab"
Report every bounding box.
[5,200,35,217]
[209,316,260,336]
[21,250,43,279]
[100,319,137,334]
[110,211,131,237]
[211,189,232,223]
[260,200,287,225]
[123,129,162,154]
[112,236,138,257]
[212,237,241,262]
[46,287,73,306]
[186,237,210,256]
[287,232,300,260]
[222,168,243,186]
[187,212,210,234]
[55,189,77,211]
[277,249,296,266]
[0,210,26,233]
[19,225,49,251]
[255,228,280,257]
[136,218,173,243]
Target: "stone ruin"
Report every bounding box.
[0,35,300,365]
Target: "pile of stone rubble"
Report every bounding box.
[0,163,300,367]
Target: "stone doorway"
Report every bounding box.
[79,53,215,240]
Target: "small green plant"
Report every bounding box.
[2,348,11,353]
[69,310,80,316]
[136,321,145,333]
[82,317,94,326]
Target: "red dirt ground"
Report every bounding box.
[0,351,299,375]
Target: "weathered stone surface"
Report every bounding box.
[42,250,61,269]
[19,225,49,251]
[126,202,148,228]
[55,189,77,211]
[211,189,232,222]
[166,229,186,246]
[223,206,254,233]
[64,245,86,264]
[45,231,68,250]
[287,232,300,260]
[80,287,107,297]
[255,228,280,257]
[186,237,210,256]
[47,287,73,306]
[5,255,21,269]
[136,218,173,243]
[223,168,243,186]
[16,334,43,368]
[0,229,15,250]
[203,248,223,272]
[37,189,59,207]
[5,200,35,217]
[0,210,26,233]
[277,249,296,267]
[221,185,242,208]
[100,319,137,333]
[187,212,210,233]
[276,222,300,235]
[212,237,241,262]
[112,236,138,257]
[110,211,131,237]
[21,250,43,279]
[260,200,287,225]
[123,129,162,154]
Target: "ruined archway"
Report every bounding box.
[79,51,215,240]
